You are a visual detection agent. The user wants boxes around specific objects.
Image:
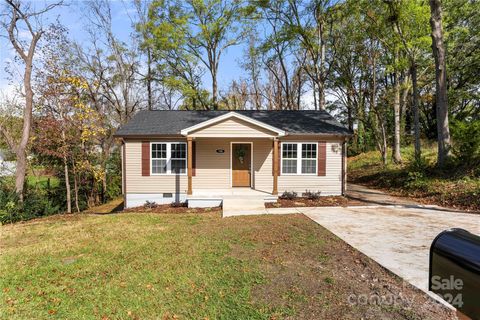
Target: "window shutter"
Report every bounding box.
[192,141,196,176]
[141,141,150,176]
[318,141,326,176]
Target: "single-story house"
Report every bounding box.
[114,110,351,208]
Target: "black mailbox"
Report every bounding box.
[429,228,480,319]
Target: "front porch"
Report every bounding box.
[185,137,280,197]
[181,112,284,197]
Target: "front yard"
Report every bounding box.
[1,212,451,319]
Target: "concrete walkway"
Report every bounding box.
[303,205,480,294]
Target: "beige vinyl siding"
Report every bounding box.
[252,139,273,193]
[193,139,231,189]
[278,140,343,195]
[125,140,188,193]
[189,118,276,138]
[124,136,344,196]
[192,138,273,190]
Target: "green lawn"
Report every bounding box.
[1,212,450,319]
[26,175,60,189]
[2,174,60,190]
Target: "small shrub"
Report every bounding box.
[0,200,19,224]
[280,191,297,200]
[451,119,480,167]
[409,156,429,173]
[170,201,186,208]
[144,201,157,209]
[405,171,430,192]
[303,190,321,200]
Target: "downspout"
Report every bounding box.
[341,139,347,196]
[121,139,127,208]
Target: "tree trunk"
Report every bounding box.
[429,0,451,166]
[14,150,27,202]
[411,63,422,162]
[393,68,402,163]
[400,75,410,138]
[370,54,387,165]
[15,59,35,202]
[211,68,218,110]
[318,49,326,110]
[380,121,388,165]
[147,48,153,111]
[316,11,326,110]
[73,161,80,213]
[102,172,107,203]
[62,129,71,214]
[63,156,71,214]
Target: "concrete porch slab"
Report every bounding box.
[187,188,278,214]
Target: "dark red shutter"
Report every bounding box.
[141,141,150,176]
[192,141,196,176]
[318,141,326,176]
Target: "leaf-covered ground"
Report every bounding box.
[1,212,452,319]
[349,144,480,213]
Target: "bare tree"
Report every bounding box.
[283,0,335,110]
[242,34,263,110]
[392,51,402,163]
[429,0,451,166]
[0,0,62,201]
[74,0,143,202]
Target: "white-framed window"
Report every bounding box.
[281,142,317,175]
[151,142,187,175]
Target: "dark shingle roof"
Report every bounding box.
[115,110,351,137]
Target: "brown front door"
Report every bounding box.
[232,143,251,187]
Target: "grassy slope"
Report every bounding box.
[0,213,449,319]
[348,143,480,212]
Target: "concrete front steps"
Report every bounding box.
[222,195,277,217]
[186,188,277,217]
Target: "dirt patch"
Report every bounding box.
[122,203,222,215]
[230,214,454,319]
[266,196,369,208]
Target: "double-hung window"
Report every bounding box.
[281,142,317,175]
[170,143,187,174]
[151,142,187,175]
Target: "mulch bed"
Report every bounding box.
[266,196,369,208]
[122,203,222,214]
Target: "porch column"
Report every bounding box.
[187,137,193,195]
[272,138,278,195]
